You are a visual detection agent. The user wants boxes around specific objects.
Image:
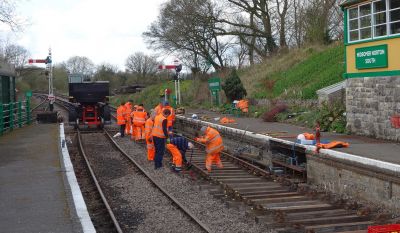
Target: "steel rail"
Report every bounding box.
[103,129,213,233]
[77,130,124,233]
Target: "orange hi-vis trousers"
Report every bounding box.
[131,125,145,140]
[166,144,182,168]
[146,137,155,161]
[205,152,223,172]
[125,120,132,135]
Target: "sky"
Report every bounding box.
[4,0,169,70]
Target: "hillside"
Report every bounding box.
[112,43,345,109]
[239,43,345,100]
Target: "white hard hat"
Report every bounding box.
[297,134,305,141]
[188,142,194,149]
[191,114,198,119]
[200,126,207,133]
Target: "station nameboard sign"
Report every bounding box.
[355,44,388,70]
[208,77,221,91]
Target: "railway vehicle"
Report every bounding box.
[68,74,111,129]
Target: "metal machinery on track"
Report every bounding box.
[68,74,111,129]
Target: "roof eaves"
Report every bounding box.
[340,0,369,8]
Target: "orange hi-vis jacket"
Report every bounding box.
[197,127,224,154]
[154,104,163,116]
[133,108,147,127]
[145,118,154,139]
[124,102,132,119]
[116,105,126,125]
[162,106,175,127]
[152,114,167,138]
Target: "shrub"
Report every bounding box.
[222,69,247,102]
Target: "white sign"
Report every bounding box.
[48,94,55,100]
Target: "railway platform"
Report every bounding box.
[186,109,400,165]
[0,123,92,233]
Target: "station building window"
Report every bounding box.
[348,0,400,42]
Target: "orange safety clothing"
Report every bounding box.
[196,127,224,154]
[116,105,126,125]
[317,141,350,149]
[124,102,132,135]
[154,104,163,116]
[133,110,147,126]
[205,152,223,172]
[145,118,155,160]
[131,110,147,140]
[303,133,315,140]
[162,106,175,128]
[152,114,167,138]
[166,144,182,169]
[236,100,249,113]
[220,117,235,124]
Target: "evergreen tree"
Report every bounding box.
[222,69,247,102]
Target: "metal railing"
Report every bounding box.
[0,98,31,136]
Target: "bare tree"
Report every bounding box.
[143,0,230,70]
[0,0,24,31]
[1,43,30,70]
[125,52,158,79]
[63,56,95,76]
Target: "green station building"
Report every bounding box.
[341,0,400,141]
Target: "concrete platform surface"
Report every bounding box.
[0,124,82,233]
[186,110,400,165]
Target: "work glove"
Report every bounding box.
[166,138,171,144]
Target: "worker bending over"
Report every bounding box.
[151,108,171,169]
[116,102,126,138]
[195,126,224,172]
[169,136,192,164]
[166,136,194,172]
[145,110,155,161]
[132,104,147,141]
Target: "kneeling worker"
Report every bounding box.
[195,126,224,172]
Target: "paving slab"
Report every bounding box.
[186,109,400,165]
[0,124,82,233]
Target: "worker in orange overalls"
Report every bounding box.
[162,101,175,134]
[124,100,133,135]
[145,110,156,161]
[116,102,126,138]
[166,138,194,172]
[132,104,147,141]
[195,126,224,172]
[129,105,138,140]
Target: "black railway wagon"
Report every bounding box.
[0,62,16,105]
[69,82,109,104]
[68,74,111,128]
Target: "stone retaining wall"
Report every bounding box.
[346,76,400,141]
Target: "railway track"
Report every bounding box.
[51,94,388,232]
[75,129,211,233]
[175,133,380,233]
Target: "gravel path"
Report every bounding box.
[81,133,203,233]
[114,136,275,233]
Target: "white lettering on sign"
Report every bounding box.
[209,82,219,87]
[365,58,376,64]
[357,49,385,58]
